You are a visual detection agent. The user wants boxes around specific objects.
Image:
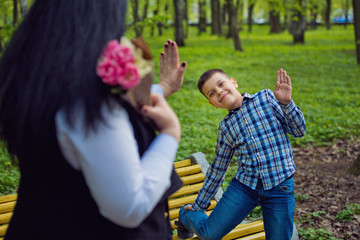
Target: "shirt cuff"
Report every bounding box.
[191,202,204,212]
[147,133,178,162]
[151,84,165,96]
[280,99,296,114]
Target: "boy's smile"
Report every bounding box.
[202,72,243,110]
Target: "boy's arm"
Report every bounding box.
[192,129,234,212]
[270,69,306,137]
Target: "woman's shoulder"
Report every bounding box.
[56,99,129,133]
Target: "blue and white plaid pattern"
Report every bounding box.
[192,89,306,212]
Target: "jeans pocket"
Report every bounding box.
[279,177,294,194]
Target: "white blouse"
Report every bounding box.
[55,86,178,228]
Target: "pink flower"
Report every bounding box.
[96,39,140,91]
[120,63,140,89]
[96,58,119,86]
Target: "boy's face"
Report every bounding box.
[202,72,243,110]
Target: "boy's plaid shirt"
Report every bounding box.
[192,89,306,212]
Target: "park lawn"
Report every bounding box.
[1,24,359,194]
[146,24,360,186]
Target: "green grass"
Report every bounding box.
[0,142,19,195]
[1,24,359,195]
[145,25,360,159]
[145,24,360,187]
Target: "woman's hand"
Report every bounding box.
[158,40,186,98]
[141,93,181,142]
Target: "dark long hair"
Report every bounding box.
[0,0,128,162]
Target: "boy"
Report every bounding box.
[175,69,306,240]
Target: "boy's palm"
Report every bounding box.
[274,69,292,105]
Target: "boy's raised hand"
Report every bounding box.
[274,69,292,105]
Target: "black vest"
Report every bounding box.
[5,101,183,240]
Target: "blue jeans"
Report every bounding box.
[179,177,295,240]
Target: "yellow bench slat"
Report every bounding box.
[0,213,12,225]
[0,202,16,215]
[235,231,266,240]
[0,224,8,237]
[180,173,205,186]
[174,159,192,169]
[223,220,264,239]
[168,195,198,209]
[0,195,17,204]
[175,165,201,177]
[169,182,203,199]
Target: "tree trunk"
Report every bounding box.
[289,0,307,44]
[325,0,331,30]
[131,0,149,37]
[151,0,161,37]
[269,0,282,33]
[131,0,141,37]
[344,0,349,29]
[353,0,360,64]
[13,0,19,26]
[237,0,244,31]
[184,0,189,38]
[223,2,229,37]
[269,10,282,33]
[173,0,185,46]
[19,0,28,17]
[227,0,243,51]
[218,0,223,34]
[211,0,221,35]
[198,0,207,34]
[248,3,255,32]
[142,0,149,24]
[140,0,149,36]
[225,2,232,38]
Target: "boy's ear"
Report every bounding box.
[231,77,238,88]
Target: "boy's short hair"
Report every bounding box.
[198,69,229,96]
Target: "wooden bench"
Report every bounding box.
[0,152,298,240]
[0,194,16,240]
[170,152,266,240]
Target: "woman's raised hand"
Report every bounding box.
[158,40,186,98]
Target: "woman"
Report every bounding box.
[0,0,186,239]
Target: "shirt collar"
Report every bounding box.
[226,92,254,118]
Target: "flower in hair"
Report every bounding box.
[96,38,140,93]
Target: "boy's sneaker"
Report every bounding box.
[174,219,194,239]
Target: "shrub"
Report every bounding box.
[336,203,360,222]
